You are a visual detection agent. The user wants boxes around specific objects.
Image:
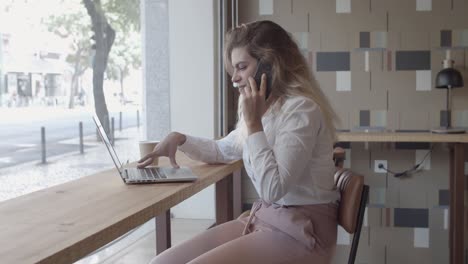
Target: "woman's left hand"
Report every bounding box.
[239,73,268,135]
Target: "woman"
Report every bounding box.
[139,20,340,264]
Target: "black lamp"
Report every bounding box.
[431,58,465,134]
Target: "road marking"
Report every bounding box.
[0,157,13,163]
[15,144,37,148]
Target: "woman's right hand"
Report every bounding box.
[137,132,186,169]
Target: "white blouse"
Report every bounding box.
[178,95,340,206]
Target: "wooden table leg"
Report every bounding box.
[451,143,465,264]
[155,209,171,255]
[449,146,454,264]
[216,173,233,225]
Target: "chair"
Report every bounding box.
[333,147,346,168]
[334,168,369,264]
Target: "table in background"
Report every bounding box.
[338,132,468,264]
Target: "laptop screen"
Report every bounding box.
[92,114,124,174]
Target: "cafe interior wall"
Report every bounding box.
[236,0,468,263]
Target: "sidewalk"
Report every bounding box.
[0,126,143,202]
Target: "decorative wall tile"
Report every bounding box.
[367,172,388,190]
[371,110,388,127]
[397,110,431,131]
[415,70,432,91]
[360,110,371,126]
[399,183,428,208]
[416,0,432,11]
[431,0,453,13]
[394,208,429,228]
[366,207,382,228]
[370,51,385,72]
[372,31,388,49]
[385,208,391,227]
[438,189,449,206]
[307,51,314,69]
[351,51,366,72]
[307,32,322,52]
[333,246,352,263]
[426,186,440,208]
[336,0,351,13]
[440,110,450,127]
[238,0,261,24]
[360,31,371,48]
[273,13,309,32]
[401,31,431,50]
[344,149,351,168]
[430,229,449,263]
[364,51,370,72]
[317,52,351,71]
[443,209,448,229]
[429,207,446,229]
[460,29,468,47]
[335,110,351,130]
[426,149,450,188]
[387,50,392,71]
[364,207,369,227]
[292,32,308,50]
[370,187,386,205]
[453,110,468,127]
[414,228,429,248]
[336,71,352,91]
[300,49,308,61]
[259,0,273,15]
[440,30,452,47]
[452,29,468,47]
[415,149,431,170]
[337,225,351,245]
[272,0,291,14]
[322,32,351,51]
[395,51,431,70]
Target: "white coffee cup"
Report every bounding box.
[139,140,160,166]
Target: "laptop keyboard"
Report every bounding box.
[143,168,166,179]
[126,168,167,181]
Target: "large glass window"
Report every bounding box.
[0,0,142,201]
[1,1,223,263]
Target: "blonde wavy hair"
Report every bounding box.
[224,20,340,146]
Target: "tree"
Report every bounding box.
[82,0,139,134]
[105,31,141,102]
[104,0,140,104]
[83,0,115,134]
[44,12,92,109]
[44,0,139,133]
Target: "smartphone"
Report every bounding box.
[253,60,272,99]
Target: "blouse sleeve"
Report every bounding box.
[178,129,243,163]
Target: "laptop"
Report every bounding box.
[92,114,198,184]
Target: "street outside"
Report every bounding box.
[0,104,144,202]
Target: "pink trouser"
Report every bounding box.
[149,201,338,264]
